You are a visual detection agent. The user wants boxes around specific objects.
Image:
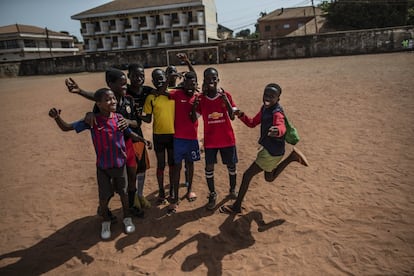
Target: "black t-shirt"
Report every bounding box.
[127,84,153,115]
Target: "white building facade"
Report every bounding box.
[71,0,219,52]
[0,24,79,61]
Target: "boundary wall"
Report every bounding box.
[1,26,412,77]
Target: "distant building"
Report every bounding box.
[71,0,219,52]
[217,24,233,40]
[257,6,323,39]
[0,24,79,61]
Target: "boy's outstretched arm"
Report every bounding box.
[219,89,235,120]
[190,95,199,123]
[177,53,195,73]
[65,78,95,101]
[125,130,152,150]
[48,108,74,131]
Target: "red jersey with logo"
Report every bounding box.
[196,90,236,148]
[169,88,198,140]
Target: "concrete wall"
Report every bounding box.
[1,26,412,77]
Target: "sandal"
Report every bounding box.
[186,191,197,202]
[219,205,241,214]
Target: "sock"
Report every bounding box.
[136,172,145,197]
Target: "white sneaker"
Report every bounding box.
[101,221,111,240]
[123,217,135,234]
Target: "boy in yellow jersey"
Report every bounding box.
[142,69,175,203]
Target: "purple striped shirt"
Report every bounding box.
[73,113,128,169]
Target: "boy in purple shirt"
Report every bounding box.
[49,88,151,240]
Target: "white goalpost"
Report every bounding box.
[166,46,219,66]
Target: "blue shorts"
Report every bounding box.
[173,138,201,164]
[204,146,238,165]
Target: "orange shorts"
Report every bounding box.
[125,139,137,168]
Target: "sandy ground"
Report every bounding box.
[0,52,413,275]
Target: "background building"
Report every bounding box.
[217,24,233,40]
[71,0,219,52]
[257,6,323,39]
[0,24,79,61]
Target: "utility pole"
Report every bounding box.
[311,0,318,33]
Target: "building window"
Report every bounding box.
[265,25,271,32]
[61,41,70,48]
[109,20,116,31]
[0,40,19,49]
[139,17,147,27]
[298,23,304,28]
[283,24,290,29]
[24,39,37,47]
[95,22,101,32]
[173,30,180,42]
[172,13,179,24]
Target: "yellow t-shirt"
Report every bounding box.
[143,94,175,134]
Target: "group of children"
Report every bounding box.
[49,53,309,240]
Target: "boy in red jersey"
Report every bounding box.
[49,88,151,239]
[191,67,239,210]
[220,83,309,214]
[162,71,200,214]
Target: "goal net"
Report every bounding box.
[166,46,219,66]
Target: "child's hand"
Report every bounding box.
[65,78,80,94]
[267,126,279,137]
[176,53,188,61]
[193,95,200,107]
[117,117,128,131]
[145,140,153,150]
[233,108,244,118]
[48,108,61,119]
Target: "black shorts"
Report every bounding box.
[204,146,238,165]
[153,134,174,153]
[96,166,128,201]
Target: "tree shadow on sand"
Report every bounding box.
[163,211,285,276]
[0,215,122,275]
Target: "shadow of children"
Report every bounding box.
[0,215,118,275]
[162,210,285,276]
[115,197,231,257]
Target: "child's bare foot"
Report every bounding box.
[291,147,309,167]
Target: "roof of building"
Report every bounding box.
[0,24,69,37]
[218,24,233,33]
[258,6,322,22]
[72,0,204,18]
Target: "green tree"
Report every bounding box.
[320,0,410,30]
[407,4,414,24]
[236,29,251,38]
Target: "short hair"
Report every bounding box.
[151,68,165,80]
[94,88,112,102]
[105,68,125,85]
[203,67,218,78]
[184,71,197,81]
[128,63,144,73]
[166,65,177,75]
[265,83,282,96]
